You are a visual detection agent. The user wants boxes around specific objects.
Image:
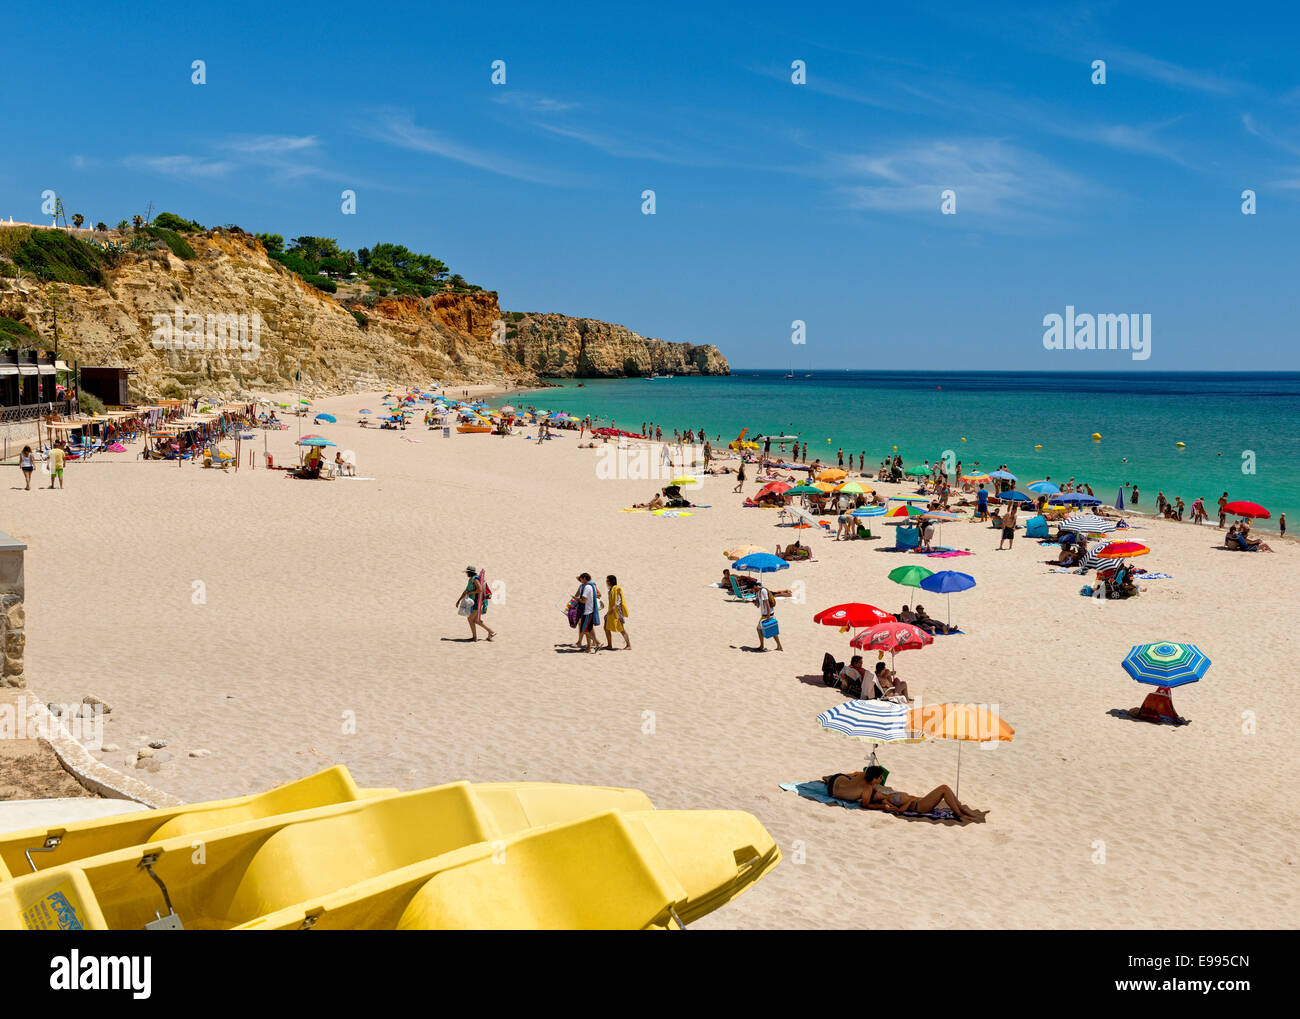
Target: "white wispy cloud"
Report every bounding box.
[122,154,236,178]
[491,92,580,113]
[217,134,325,180]
[834,138,1087,222]
[1108,48,1244,96]
[361,110,579,186]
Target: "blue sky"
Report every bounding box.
[6,0,1299,369]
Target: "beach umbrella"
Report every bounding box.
[298,399,311,405]
[1050,494,1102,507]
[500,405,515,414]
[987,469,1017,481]
[888,564,933,608]
[850,622,933,665]
[909,703,1014,798]
[785,505,829,531]
[314,413,337,423]
[1027,481,1059,496]
[813,603,896,632]
[961,474,991,484]
[836,481,869,495]
[850,505,886,518]
[1122,642,1211,688]
[723,544,767,560]
[1060,514,1117,535]
[903,464,931,477]
[817,699,922,768]
[359,408,374,415]
[297,437,336,447]
[671,475,700,488]
[889,495,930,503]
[999,490,1034,504]
[816,468,847,482]
[918,570,976,629]
[1223,501,1269,519]
[884,504,925,520]
[731,552,789,574]
[754,481,792,500]
[1097,541,1149,558]
[786,484,822,496]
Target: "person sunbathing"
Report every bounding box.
[896,604,918,624]
[874,662,909,700]
[776,541,811,561]
[1128,685,1189,726]
[824,766,977,822]
[913,604,956,635]
[633,493,665,510]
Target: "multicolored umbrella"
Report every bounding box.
[835,481,869,495]
[1122,642,1210,688]
[850,505,886,518]
[297,437,336,447]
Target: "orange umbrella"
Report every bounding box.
[723,543,766,560]
[816,468,847,482]
[909,702,1014,798]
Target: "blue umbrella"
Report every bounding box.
[1051,493,1102,507]
[817,699,917,754]
[918,570,976,629]
[1028,481,1059,496]
[1000,490,1034,503]
[731,552,789,574]
[1122,642,1210,688]
[851,505,886,517]
[988,469,1017,481]
[314,413,337,423]
[297,437,336,447]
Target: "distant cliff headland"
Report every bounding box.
[0,212,728,400]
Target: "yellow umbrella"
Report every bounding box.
[670,476,699,487]
[812,481,837,493]
[816,468,847,482]
[909,703,1014,798]
[724,543,767,560]
[835,481,871,495]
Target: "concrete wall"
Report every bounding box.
[0,531,25,688]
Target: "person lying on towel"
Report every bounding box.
[913,604,957,635]
[823,766,978,823]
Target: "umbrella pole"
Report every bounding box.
[955,741,962,801]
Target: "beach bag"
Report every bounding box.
[458,595,475,616]
[565,598,581,628]
[760,617,780,638]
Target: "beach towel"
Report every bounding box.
[1133,570,1172,580]
[928,550,973,558]
[107,442,127,452]
[779,781,956,820]
[652,509,693,517]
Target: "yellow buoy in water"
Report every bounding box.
[1034,444,1042,450]
[1176,442,1186,448]
[960,437,967,442]
[1091,433,1102,441]
[892,445,898,451]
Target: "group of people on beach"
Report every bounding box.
[566,573,631,652]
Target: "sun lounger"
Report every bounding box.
[728,576,756,601]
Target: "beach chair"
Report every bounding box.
[728,576,756,601]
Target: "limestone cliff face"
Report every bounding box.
[0,231,530,399]
[500,311,729,378]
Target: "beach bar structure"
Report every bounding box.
[78,365,132,407]
[0,348,75,422]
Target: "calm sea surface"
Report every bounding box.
[510,371,1300,530]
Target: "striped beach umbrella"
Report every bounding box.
[1122,642,1210,688]
[817,699,919,744]
[1060,514,1117,534]
[850,505,886,518]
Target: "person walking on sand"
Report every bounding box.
[572,572,601,652]
[455,566,495,641]
[48,441,66,490]
[19,445,34,490]
[998,503,1018,549]
[755,582,783,652]
[733,461,746,494]
[603,575,630,650]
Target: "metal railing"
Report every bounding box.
[0,400,75,423]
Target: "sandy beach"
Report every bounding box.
[4,390,1297,930]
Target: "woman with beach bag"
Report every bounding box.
[455,566,495,642]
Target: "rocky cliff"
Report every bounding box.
[498,311,729,378]
[0,230,526,399]
[0,228,728,399]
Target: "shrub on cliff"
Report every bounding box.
[152,211,204,232]
[78,391,106,415]
[142,226,196,260]
[0,316,41,346]
[350,309,368,329]
[10,229,105,286]
[306,275,337,293]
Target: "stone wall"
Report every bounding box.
[0,531,25,688]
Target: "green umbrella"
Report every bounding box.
[888,565,934,608]
[785,484,822,496]
[903,464,930,476]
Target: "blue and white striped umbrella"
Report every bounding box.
[1060,514,1117,534]
[850,505,886,518]
[817,699,918,743]
[1122,642,1211,688]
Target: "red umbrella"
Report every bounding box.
[813,603,896,631]
[1223,501,1269,519]
[1097,541,1150,558]
[850,621,934,662]
[754,481,793,500]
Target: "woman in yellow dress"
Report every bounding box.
[603,575,630,650]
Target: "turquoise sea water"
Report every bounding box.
[510,371,1300,531]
